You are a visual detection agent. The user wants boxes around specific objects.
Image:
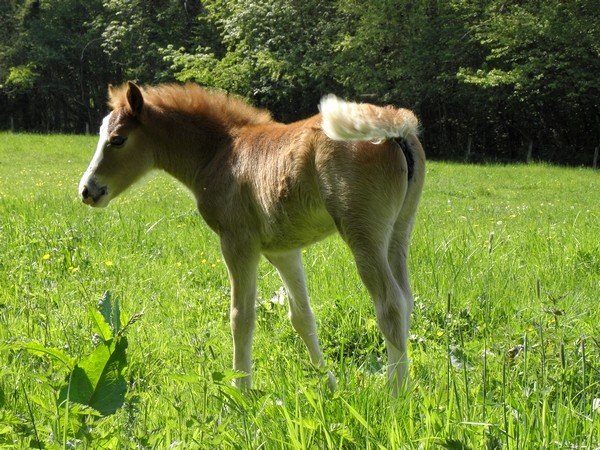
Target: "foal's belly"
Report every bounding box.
[260,207,337,252]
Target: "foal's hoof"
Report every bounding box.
[326,371,338,393]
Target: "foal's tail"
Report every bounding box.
[319,95,419,143]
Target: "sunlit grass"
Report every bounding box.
[1,133,599,448]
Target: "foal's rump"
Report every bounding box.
[316,95,422,202]
[317,94,423,199]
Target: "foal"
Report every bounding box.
[79,82,425,396]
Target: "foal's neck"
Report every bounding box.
[148,107,231,191]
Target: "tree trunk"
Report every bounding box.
[465,135,472,162]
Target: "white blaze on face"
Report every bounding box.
[79,114,111,207]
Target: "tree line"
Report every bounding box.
[1,0,599,165]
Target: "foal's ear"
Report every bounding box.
[126,81,144,116]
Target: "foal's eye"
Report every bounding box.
[109,135,127,147]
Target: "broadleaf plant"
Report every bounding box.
[58,337,128,416]
[58,291,137,417]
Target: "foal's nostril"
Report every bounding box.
[80,180,108,206]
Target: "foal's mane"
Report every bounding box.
[109,82,274,128]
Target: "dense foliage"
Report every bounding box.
[1,0,599,164]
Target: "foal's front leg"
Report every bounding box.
[220,238,260,389]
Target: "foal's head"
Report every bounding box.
[79,82,154,207]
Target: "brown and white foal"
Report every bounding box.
[79,82,425,396]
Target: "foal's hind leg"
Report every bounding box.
[266,250,337,391]
[338,216,411,396]
[386,206,423,390]
[354,245,411,396]
[386,138,426,392]
[386,217,416,393]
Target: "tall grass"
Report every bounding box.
[1,132,599,448]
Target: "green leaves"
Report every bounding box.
[2,0,599,162]
[10,342,76,371]
[9,291,139,420]
[459,0,600,104]
[57,291,136,417]
[4,64,38,90]
[58,336,128,416]
[90,291,121,340]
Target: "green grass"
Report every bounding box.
[1,132,599,448]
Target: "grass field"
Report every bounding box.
[1,132,599,449]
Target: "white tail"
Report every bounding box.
[319,94,419,143]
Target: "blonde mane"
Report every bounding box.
[108,82,274,128]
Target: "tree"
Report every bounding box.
[330,1,491,157]
[98,0,210,83]
[1,0,212,133]
[1,0,598,164]
[457,0,600,163]
[1,0,110,132]
[164,0,343,120]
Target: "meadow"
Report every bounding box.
[0,132,599,449]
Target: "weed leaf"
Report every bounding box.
[98,291,121,336]
[13,342,75,371]
[89,306,113,342]
[58,337,128,416]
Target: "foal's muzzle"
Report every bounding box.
[79,177,108,207]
